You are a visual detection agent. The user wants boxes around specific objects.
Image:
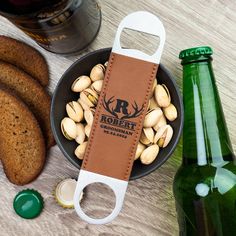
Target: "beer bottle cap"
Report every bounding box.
[13,189,44,219]
[54,178,83,208]
[179,46,213,63]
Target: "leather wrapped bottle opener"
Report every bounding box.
[74,11,166,224]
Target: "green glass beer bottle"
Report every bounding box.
[173,46,236,236]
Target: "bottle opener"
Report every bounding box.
[74,11,166,224]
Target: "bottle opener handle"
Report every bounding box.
[74,11,165,225]
[112,11,166,64]
[74,170,128,224]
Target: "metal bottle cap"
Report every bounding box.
[13,189,44,219]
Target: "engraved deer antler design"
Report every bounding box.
[102,95,119,118]
[120,101,144,120]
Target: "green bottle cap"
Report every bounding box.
[179,46,213,63]
[13,189,44,219]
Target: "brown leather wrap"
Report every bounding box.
[82,52,158,181]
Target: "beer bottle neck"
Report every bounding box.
[182,58,234,166]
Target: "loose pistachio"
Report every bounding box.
[66,101,83,122]
[148,96,159,110]
[90,64,105,82]
[104,61,108,67]
[75,123,85,144]
[61,117,77,140]
[154,84,171,108]
[80,88,98,107]
[163,103,178,121]
[154,124,173,148]
[71,75,91,92]
[143,107,163,128]
[74,142,87,160]
[84,109,94,126]
[91,80,103,94]
[140,128,154,145]
[143,127,154,143]
[85,124,91,138]
[152,79,157,95]
[78,98,90,111]
[135,142,146,160]
[153,114,167,131]
[140,144,159,165]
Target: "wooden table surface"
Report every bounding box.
[0,0,236,235]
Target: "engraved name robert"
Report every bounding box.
[100,114,136,130]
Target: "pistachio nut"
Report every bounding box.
[90,64,105,82]
[66,101,83,122]
[91,80,103,94]
[71,75,91,92]
[152,79,157,95]
[153,114,167,131]
[78,98,90,111]
[104,61,108,67]
[61,117,77,140]
[148,96,159,110]
[74,141,87,160]
[140,127,154,145]
[80,88,98,107]
[163,103,178,121]
[84,109,94,126]
[135,142,146,160]
[154,84,171,108]
[154,124,173,148]
[140,144,159,165]
[85,124,91,138]
[90,107,96,115]
[75,123,85,144]
[143,107,163,128]
[143,127,154,143]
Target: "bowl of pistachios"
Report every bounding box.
[51,48,183,180]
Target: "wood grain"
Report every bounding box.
[0,0,236,235]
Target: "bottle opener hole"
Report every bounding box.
[80,182,116,219]
[120,28,160,56]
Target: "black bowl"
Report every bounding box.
[51,48,183,180]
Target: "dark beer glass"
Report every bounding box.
[0,0,101,54]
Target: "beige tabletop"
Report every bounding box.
[0,0,236,235]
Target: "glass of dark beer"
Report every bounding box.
[0,0,101,54]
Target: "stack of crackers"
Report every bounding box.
[0,35,54,185]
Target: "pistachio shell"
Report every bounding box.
[104,61,108,67]
[153,114,167,131]
[148,96,159,110]
[84,109,94,126]
[66,101,83,122]
[75,123,85,144]
[74,142,87,160]
[61,117,77,140]
[152,79,157,95]
[90,64,105,82]
[140,130,150,145]
[71,75,91,92]
[91,80,103,94]
[143,107,163,128]
[154,124,173,148]
[140,128,154,145]
[85,124,91,138]
[154,84,171,107]
[135,142,146,160]
[78,98,90,111]
[163,103,178,121]
[80,88,98,107]
[90,107,96,115]
[140,144,159,165]
[143,127,154,143]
